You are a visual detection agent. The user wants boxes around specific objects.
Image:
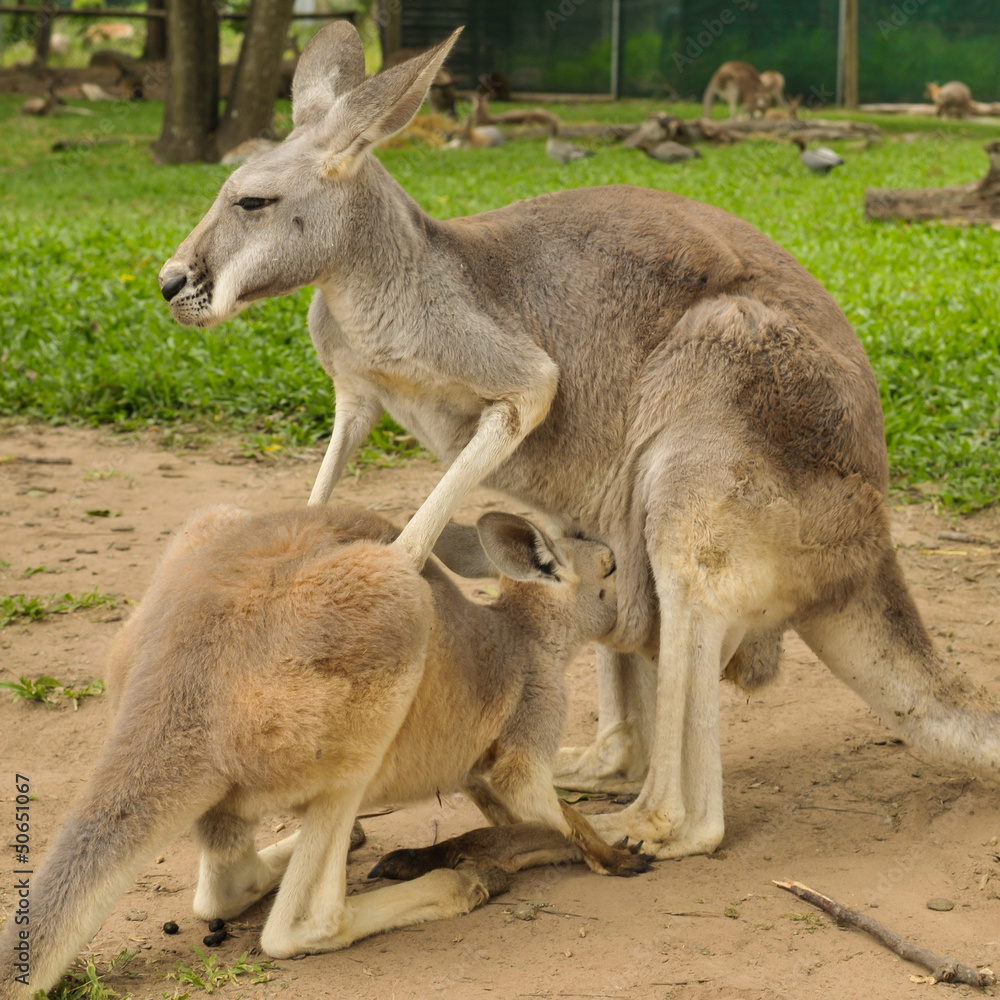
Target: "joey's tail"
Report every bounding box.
[797,547,1000,783]
[0,730,222,1000]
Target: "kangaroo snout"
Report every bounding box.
[160,272,187,302]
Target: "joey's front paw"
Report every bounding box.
[604,836,656,877]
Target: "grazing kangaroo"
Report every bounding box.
[159,23,1000,862]
[758,69,790,111]
[925,80,974,118]
[0,503,647,999]
[701,60,771,118]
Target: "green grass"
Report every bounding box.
[47,948,135,1000]
[0,675,106,709]
[0,589,117,629]
[165,948,273,994]
[1,95,998,508]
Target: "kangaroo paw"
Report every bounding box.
[603,836,657,876]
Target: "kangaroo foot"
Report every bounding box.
[586,805,724,861]
[370,822,584,882]
[602,836,656,876]
[553,730,647,794]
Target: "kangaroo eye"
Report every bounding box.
[235,197,277,211]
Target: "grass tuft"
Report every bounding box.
[165,949,273,994]
[0,589,117,629]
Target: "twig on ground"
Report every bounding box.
[773,879,996,987]
[938,530,998,547]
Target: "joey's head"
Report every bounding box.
[158,21,461,328]
[436,513,618,644]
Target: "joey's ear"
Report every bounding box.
[476,512,563,583]
[432,522,500,579]
[320,27,462,175]
[292,21,366,129]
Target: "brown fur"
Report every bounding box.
[702,61,773,119]
[156,24,1000,868]
[925,80,974,118]
[0,504,649,999]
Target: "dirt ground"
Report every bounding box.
[0,423,998,1000]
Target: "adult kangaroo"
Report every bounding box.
[0,504,645,999]
[159,23,1000,860]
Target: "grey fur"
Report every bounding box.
[158,24,1000,864]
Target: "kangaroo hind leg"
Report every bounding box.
[261,792,492,957]
[193,807,298,921]
[552,647,655,794]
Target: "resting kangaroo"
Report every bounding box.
[159,23,1000,861]
[0,504,649,999]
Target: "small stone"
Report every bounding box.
[203,929,227,947]
[208,918,225,932]
[155,856,165,864]
[110,524,135,533]
[927,898,955,911]
[126,909,147,921]
[162,921,179,935]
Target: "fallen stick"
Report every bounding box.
[773,880,996,987]
[938,530,998,548]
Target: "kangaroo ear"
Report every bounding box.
[476,512,564,583]
[321,27,462,175]
[292,21,366,129]
[432,522,500,579]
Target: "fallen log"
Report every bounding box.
[861,101,1000,117]
[865,139,1000,223]
[702,116,880,138]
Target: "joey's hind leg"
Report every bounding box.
[261,794,493,956]
[553,648,655,793]
[193,807,297,921]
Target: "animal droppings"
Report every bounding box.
[203,929,228,946]
[208,917,226,932]
[162,921,179,934]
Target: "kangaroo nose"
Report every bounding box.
[161,273,187,302]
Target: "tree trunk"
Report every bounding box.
[32,0,56,67]
[143,0,168,63]
[865,140,1000,223]
[154,0,219,163]
[214,0,297,159]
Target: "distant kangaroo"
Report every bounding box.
[758,69,790,111]
[159,23,1000,862]
[0,504,648,999]
[925,80,974,118]
[701,60,771,118]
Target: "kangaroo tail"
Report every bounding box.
[701,81,715,120]
[797,546,1000,783]
[0,733,221,999]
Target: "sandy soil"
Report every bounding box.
[1,423,998,1000]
